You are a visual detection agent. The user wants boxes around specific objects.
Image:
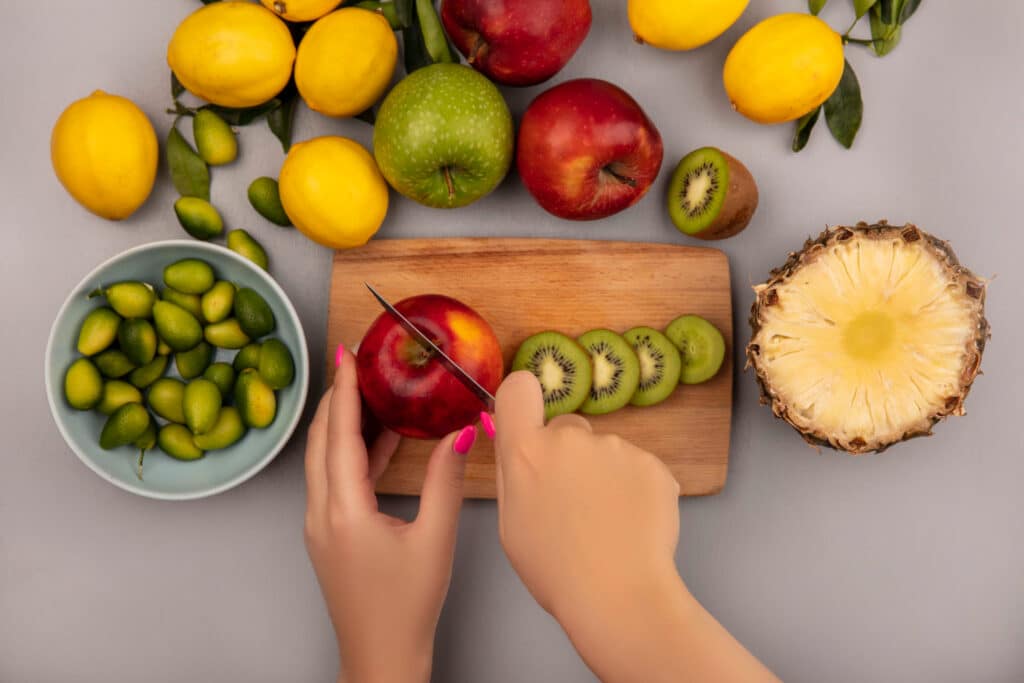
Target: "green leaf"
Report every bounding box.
[394,0,413,29]
[166,126,210,200]
[792,106,822,152]
[808,0,828,15]
[403,1,432,73]
[201,100,280,126]
[853,0,877,18]
[899,0,922,23]
[869,7,902,55]
[170,71,184,100]
[267,95,298,153]
[823,60,863,149]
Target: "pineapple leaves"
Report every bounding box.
[823,60,863,148]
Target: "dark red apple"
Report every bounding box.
[356,294,503,439]
[441,0,592,87]
[516,78,664,221]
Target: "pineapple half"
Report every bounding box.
[747,222,988,454]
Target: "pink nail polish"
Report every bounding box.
[334,343,345,367]
[479,412,496,439]
[453,425,477,455]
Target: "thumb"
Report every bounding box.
[416,425,475,544]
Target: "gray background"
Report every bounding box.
[2,1,1021,681]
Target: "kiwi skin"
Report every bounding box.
[670,147,759,241]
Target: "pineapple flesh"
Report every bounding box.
[747,222,988,454]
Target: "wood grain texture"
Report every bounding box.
[326,238,732,498]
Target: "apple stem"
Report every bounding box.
[602,165,637,188]
[468,33,485,64]
[442,166,456,201]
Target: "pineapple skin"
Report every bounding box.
[746,221,990,455]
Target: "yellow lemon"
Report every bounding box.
[278,136,389,250]
[723,13,844,124]
[51,91,158,220]
[628,0,749,51]
[167,1,296,108]
[295,8,398,118]
[261,0,342,22]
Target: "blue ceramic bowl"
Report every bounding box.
[44,240,310,500]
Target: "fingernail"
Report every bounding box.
[453,425,477,455]
[334,343,345,367]
[479,412,496,439]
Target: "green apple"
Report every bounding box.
[373,63,514,209]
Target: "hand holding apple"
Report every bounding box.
[441,0,592,87]
[356,294,503,439]
[516,79,664,221]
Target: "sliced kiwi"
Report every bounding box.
[623,326,681,407]
[667,146,758,240]
[577,329,640,415]
[665,315,726,385]
[511,331,592,420]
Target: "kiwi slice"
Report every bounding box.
[665,315,726,385]
[577,329,641,415]
[667,146,758,240]
[511,331,592,420]
[623,327,681,407]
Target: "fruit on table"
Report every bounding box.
[204,319,252,349]
[723,13,844,124]
[175,341,214,380]
[279,136,388,249]
[184,378,223,435]
[94,349,137,379]
[158,423,204,461]
[64,358,103,410]
[192,110,237,166]
[295,8,398,118]
[226,230,270,271]
[373,64,514,209]
[441,0,592,86]
[162,288,204,321]
[117,319,157,366]
[152,301,203,352]
[167,1,296,108]
[97,381,143,415]
[148,377,187,424]
[202,363,236,399]
[174,197,224,241]
[77,307,121,356]
[628,0,748,51]
[129,354,169,390]
[357,294,503,438]
[576,330,640,416]
[261,0,341,22]
[747,222,989,454]
[233,288,276,339]
[665,315,725,385]
[201,281,235,324]
[193,406,247,451]
[164,259,215,295]
[258,339,295,390]
[623,327,681,407]
[50,90,158,220]
[234,368,278,428]
[667,147,758,240]
[247,177,291,227]
[517,78,663,221]
[511,331,592,420]
[99,403,151,450]
[93,282,156,319]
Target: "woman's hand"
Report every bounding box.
[304,345,477,683]
[492,371,779,683]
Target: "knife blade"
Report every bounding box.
[365,283,497,411]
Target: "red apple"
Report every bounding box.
[516,78,664,221]
[441,0,592,87]
[356,294,503,439]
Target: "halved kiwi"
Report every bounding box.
[577,329,640,415]
[511,331,592,420]
[622,326,681,407]
[665,315,726,385]
[667,146,758,240]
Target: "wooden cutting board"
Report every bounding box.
[325,238,733,498]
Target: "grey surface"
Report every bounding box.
[2,1,1021,681]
